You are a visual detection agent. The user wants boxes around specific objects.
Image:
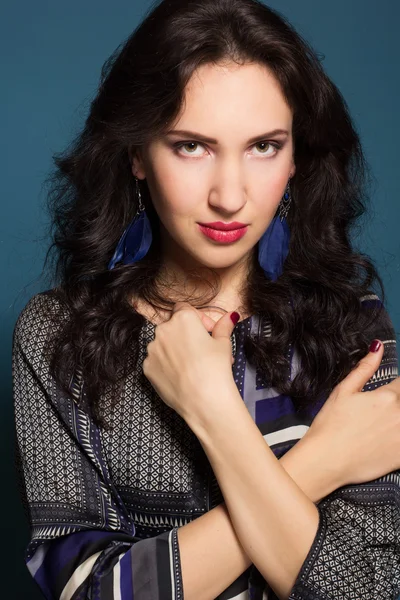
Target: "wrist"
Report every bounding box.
[279,431,344,503]
[184,381,244,435]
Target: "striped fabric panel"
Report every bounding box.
[60,551,103,600]
[26,528,183,600]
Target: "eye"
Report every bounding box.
[173,140,283,158]
[174,142,205,156]
[251,141,281,157]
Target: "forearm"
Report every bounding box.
[177,425,341,600]
[178,502,251,600]
[186,384,320,600]
[279,430,343,504]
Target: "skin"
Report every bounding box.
[132,60,295,319]
[130,61,400,598]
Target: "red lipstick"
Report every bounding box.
[199,221,247,231]
[198,224,248,243]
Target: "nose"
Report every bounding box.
[207,167,248,215]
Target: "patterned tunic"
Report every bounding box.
[12,290,400,599]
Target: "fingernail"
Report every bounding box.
[369,339,382,353]
[230,311,240,326]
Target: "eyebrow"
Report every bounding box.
[165,128,290,145]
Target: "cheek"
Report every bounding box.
[157,163,206,217]
[271,176,289,201]
[148,172,199,222]
[255,174,289,216]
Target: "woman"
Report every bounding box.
[12,0,400,598]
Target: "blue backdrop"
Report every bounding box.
[2,1,399,597]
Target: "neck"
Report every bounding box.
[154,234,254,314]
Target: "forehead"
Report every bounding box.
[174,61,292,130]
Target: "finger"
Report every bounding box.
[171,303,235,360]
[199,312,217,333]
[170,302,216,332]
[169,301,205,328]
[211,310,240,341]
[339,339,385,394]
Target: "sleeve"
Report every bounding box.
[12,292,184,600]
[288,293,400,600]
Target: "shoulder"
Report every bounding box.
[13,289,71,360]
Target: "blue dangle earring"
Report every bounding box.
[108,177,153,270]
[108,175,292,279]
[257,178,292,282]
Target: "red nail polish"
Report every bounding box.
[230,311,240,325]
[369,339,382,353]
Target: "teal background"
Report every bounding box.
[1,1,399,597]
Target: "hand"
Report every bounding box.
[191,308,236,366]
[304,341,400,487]
[142,302,239,421]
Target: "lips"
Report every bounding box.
[198,224,248,243]
[199,221,247,231]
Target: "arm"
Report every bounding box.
[13,293,184,600]
[183,294,400,600]
[17,293,398,600]
[177,437,341,600]
[288,294,400,600]
[185,385,320,600]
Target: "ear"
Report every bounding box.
[130,147,146,180]
[290,162,296,179]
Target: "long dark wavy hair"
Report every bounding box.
[42,0,386,428]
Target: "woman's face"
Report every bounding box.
[132,61,295,275]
